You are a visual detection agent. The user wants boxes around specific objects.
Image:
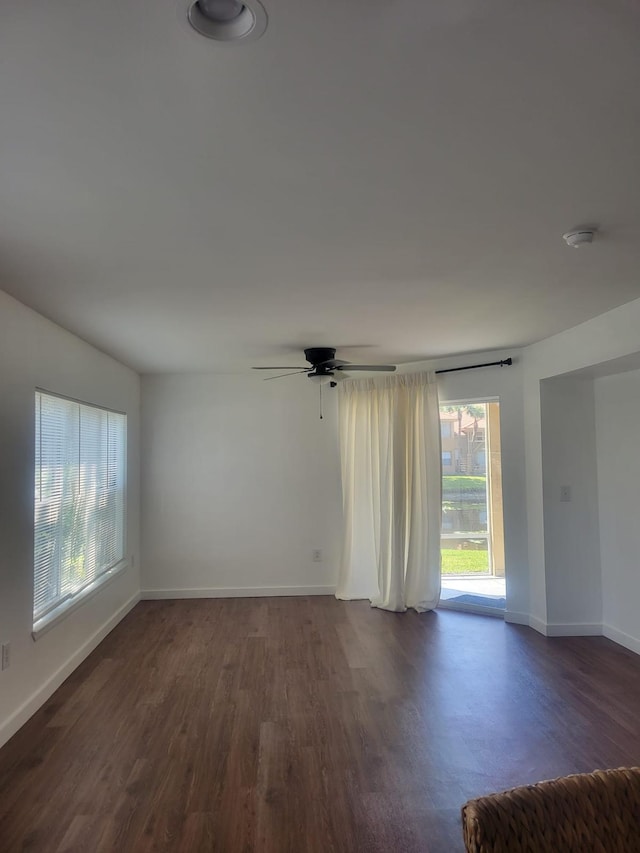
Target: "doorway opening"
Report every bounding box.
[439,400,506,613]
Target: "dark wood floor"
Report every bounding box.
[1,599,640,852]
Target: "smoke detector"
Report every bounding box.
[563,229,596,248]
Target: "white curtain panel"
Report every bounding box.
[336,371,442,612]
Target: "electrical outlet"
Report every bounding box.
[312,549,323,562]
[1,643,10,671]
[560,485,571,502]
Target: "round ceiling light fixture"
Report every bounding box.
[563,229,596,248]
[187,0,267,42]
[307,374,334,386]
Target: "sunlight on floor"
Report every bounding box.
[440,575,506,609]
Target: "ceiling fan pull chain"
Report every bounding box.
[319,384,323,420]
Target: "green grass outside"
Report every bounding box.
[442,475,486,495]
[441,548,489,575]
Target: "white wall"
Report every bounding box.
[141,374,342,596]
[141,350,529,615]
[594,369,640,652]
[524,296,640,636]
[540,377,601,629]
[5,279,640,749]
[0,290,140,748]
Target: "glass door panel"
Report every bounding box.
[439,401,505,611]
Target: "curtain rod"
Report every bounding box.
[435,357,512,376]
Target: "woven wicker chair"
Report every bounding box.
[461,767,640,852]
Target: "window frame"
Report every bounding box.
[32,390,128,639]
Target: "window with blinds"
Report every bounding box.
[34,392,126,623]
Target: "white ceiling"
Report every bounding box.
[0,0,639,372]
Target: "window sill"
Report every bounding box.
[32,560,129,641]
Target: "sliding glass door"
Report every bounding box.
[439,400,506,612]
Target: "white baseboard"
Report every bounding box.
[0,592,140,750]
[603,624,640,655]
[524,616,640,657]
[529,617,603,637]
[141,586,336,600]
[505,610,529,625]
[544,622,602,637]
[529,615,548,635]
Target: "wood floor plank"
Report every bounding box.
[1,598,640,851]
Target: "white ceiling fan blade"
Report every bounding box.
[263,370,310,380]
[335,364,396,372]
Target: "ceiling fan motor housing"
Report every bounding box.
[305,347,337,375]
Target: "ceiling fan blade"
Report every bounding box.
[317,358,350,369]
[335,364,397,372]
[263,370,310,380]
[252,366,309,370]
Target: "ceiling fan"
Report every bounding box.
[253,347,397,387]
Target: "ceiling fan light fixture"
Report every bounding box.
[307,373,334,386]
[187,0,267,42]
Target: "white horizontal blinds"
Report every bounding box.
[106,412,125,567]
[34,393,79,617]
[77,405,107,593]
[34,392,126,621]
